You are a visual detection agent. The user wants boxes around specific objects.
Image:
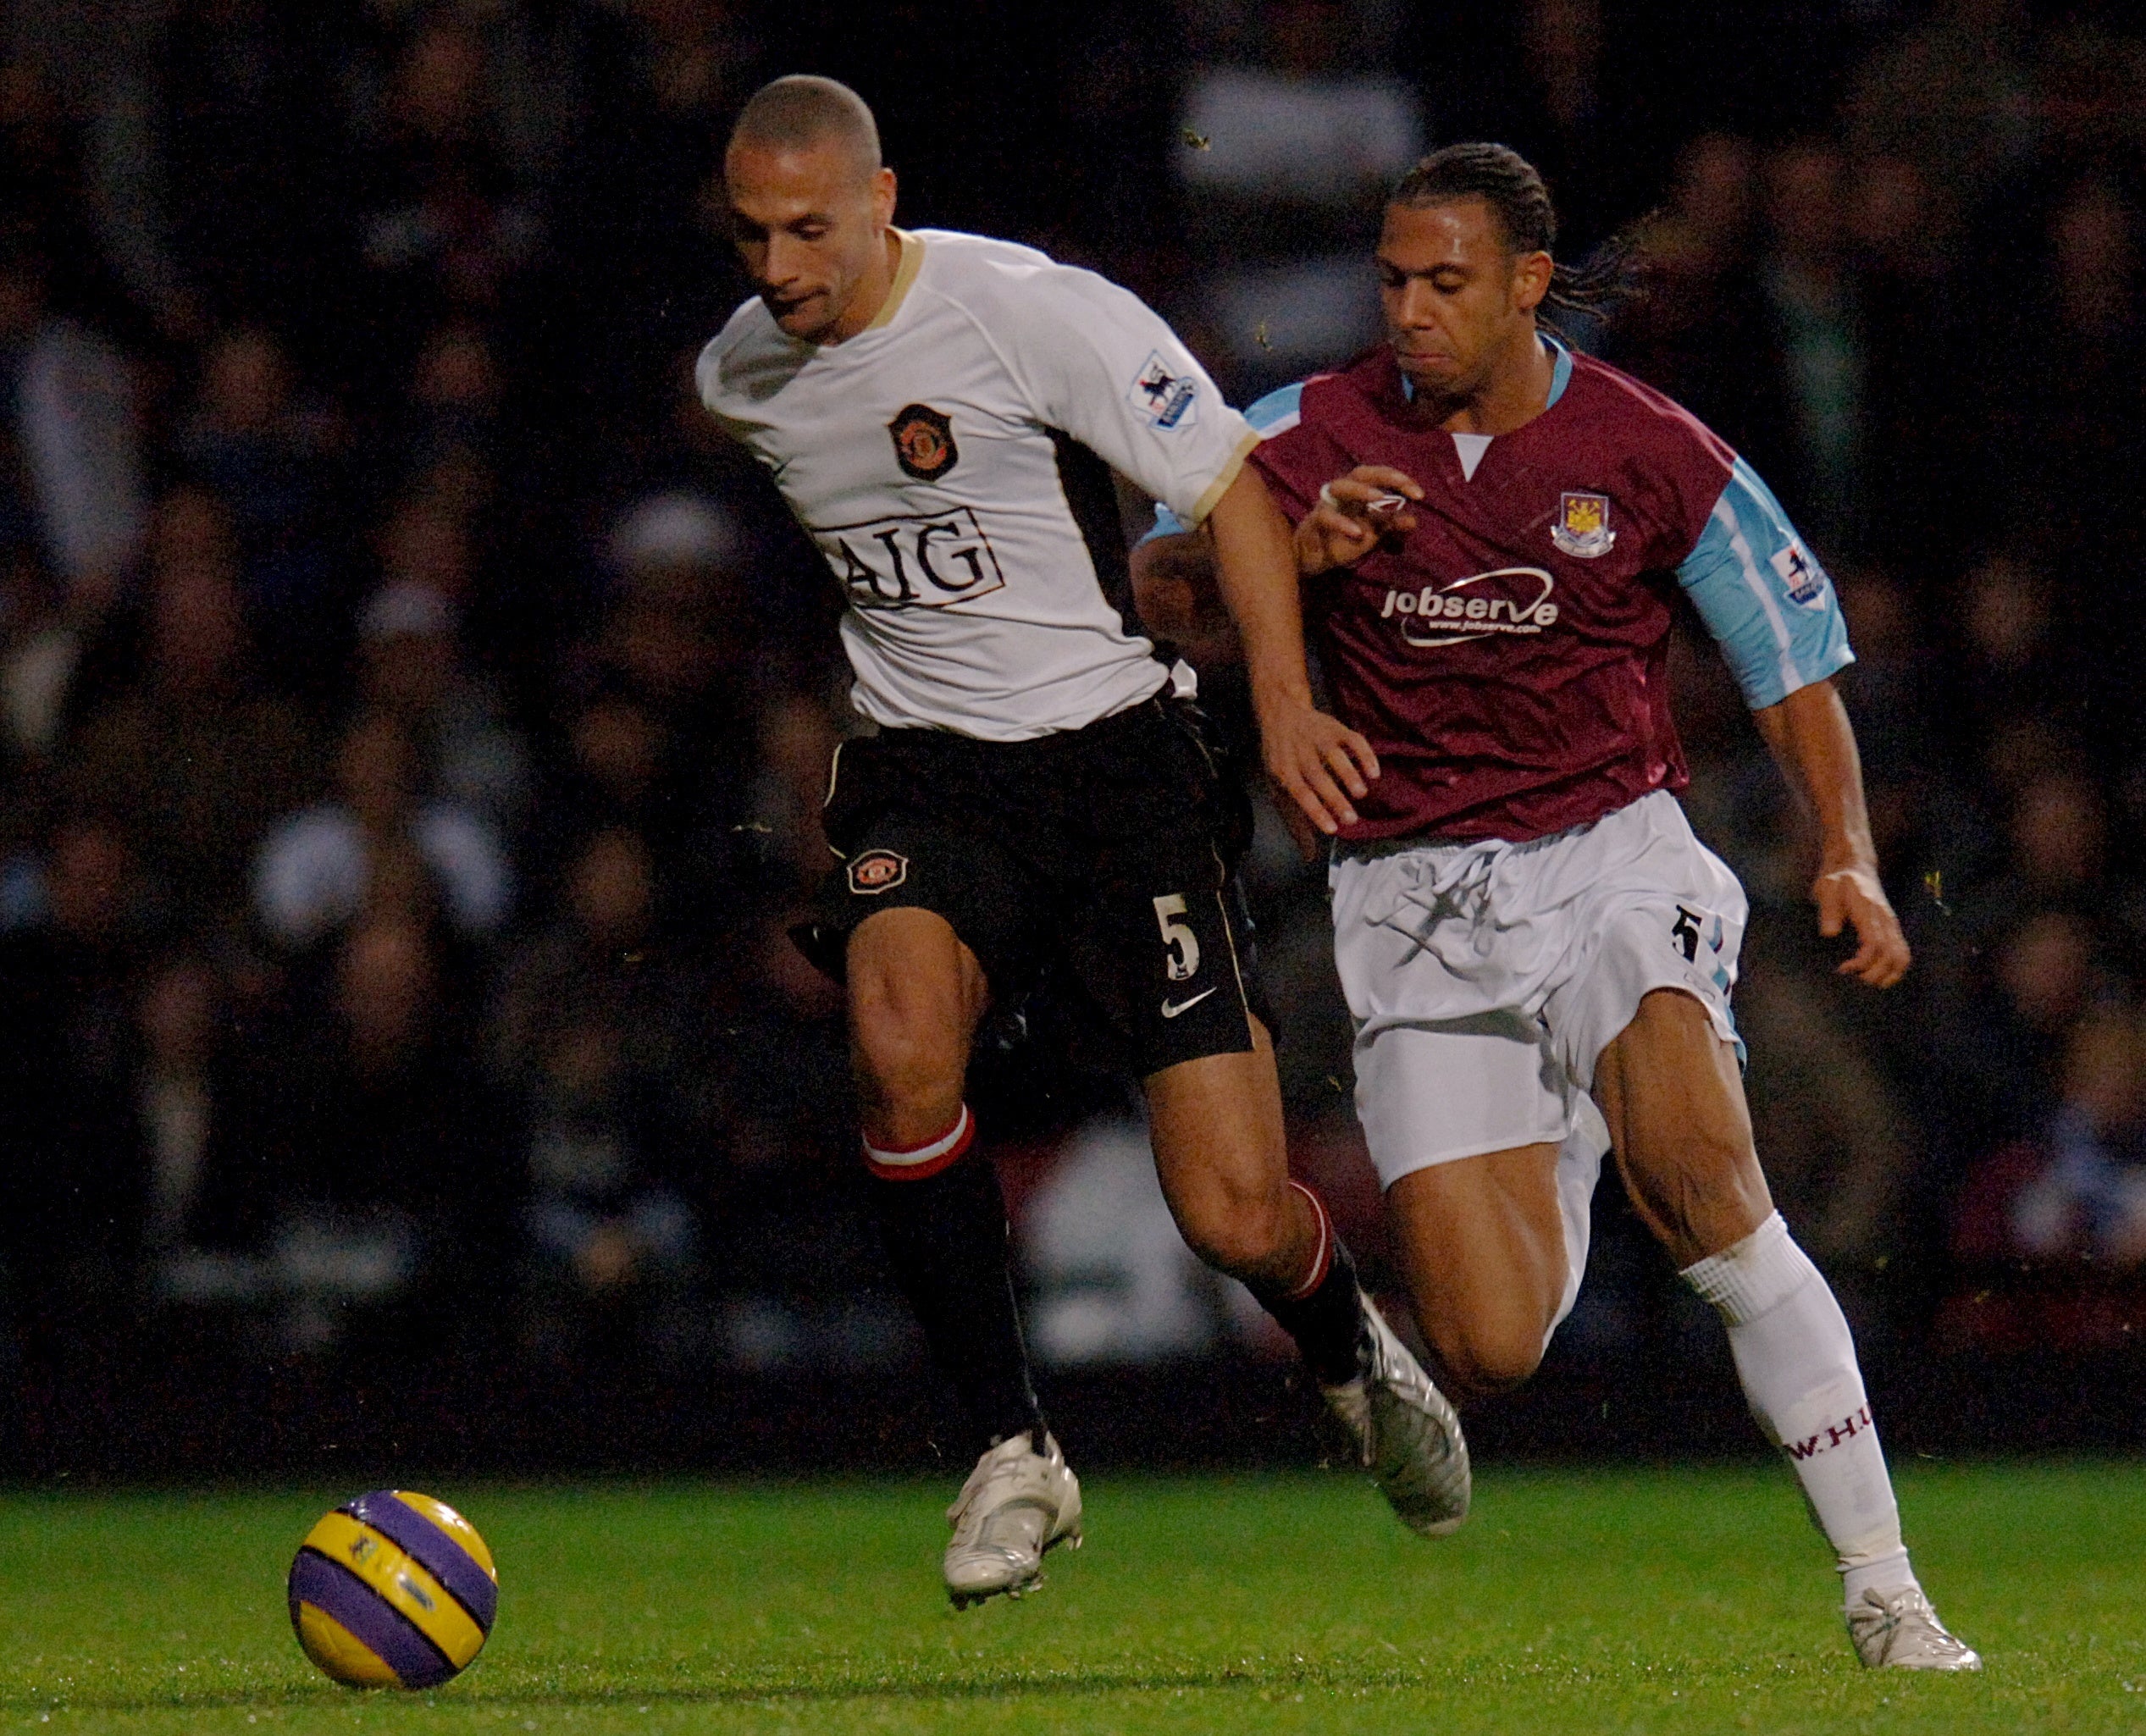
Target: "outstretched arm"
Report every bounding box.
[1751,677,1910,988]
[1203,465,1380,841]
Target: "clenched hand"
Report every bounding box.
[1296,465,1424,576]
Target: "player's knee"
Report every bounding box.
[848,977,960,1121]
[846,920,975,1108]
[849,995,959,1107]
[1171,1179,1294,1283]
[1420,1311,1545,1401]
[1621,1126,1770,1269]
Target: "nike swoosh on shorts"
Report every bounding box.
[1161,987,1219,1019]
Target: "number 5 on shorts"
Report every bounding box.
[1153,894,1201,982]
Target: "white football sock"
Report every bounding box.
[1681,1212,1919,1609]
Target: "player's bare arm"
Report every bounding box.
[1205,466,1379,838]
[1124,522,1239,667]
[1751,677,1911,989]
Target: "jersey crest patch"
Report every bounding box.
[847,849,910,895]
[1551,491,1616,558]
[1128,351,1199,430]
[888,404,959,481]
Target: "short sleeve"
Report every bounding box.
[1140,383,1308,543]
[1677,456,1854,710]
[999,265,1257,528]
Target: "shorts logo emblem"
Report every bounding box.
[888,404,958,481]
[1551,491,1615,558]
[849,849,909,894]
[1128,351,1198,429]
[1161,987,1218,1019]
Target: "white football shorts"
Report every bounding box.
[1330,789,1747,1197]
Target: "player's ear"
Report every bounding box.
[871,165,897,227]
[1512,250,1552,314]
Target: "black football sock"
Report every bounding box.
[1245,1180,1369,1388]
[865,1107,1046,1457]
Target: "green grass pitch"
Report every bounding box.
[1,1462,2141,1733]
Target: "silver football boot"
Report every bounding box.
[943,1430,1082,1608]
[1845,1585,1983,1671]
[1321,1293,1470,1536]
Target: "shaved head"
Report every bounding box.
[729,75,881,181]
[724,75,899,344]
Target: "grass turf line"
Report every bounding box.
[0,1463,2138,1733]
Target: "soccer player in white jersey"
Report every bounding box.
[1137,144,1977,1670]
[698,76,1467,1606]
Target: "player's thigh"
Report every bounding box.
[803,800,1032,1134]
[1353,1012,1575,1180]
[1066,704,1269,1085]
[1593,987,1773,1269]
[794,733,1043,1006]
[1142,1016,1294,1277]
[1387,1142,1568,1396]
[1351,1011,1577,1392]
[1535,793,1751,1097]
[1530,815,1766,1268]
[846,906,988,1090]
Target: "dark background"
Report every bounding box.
[2,0,2143,1477]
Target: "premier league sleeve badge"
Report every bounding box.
[1551,491,1617,558]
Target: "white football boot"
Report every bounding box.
[943,1430,1082,1608]
[1321,1293,1470,1536]
[1845,1585,1983,1671]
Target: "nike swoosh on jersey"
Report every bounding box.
[1161,987,1219,1019]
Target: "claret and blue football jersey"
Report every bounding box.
[1151,337,1850,843]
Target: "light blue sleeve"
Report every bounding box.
[1676,456,1854,710]
[1139,382,1306,544]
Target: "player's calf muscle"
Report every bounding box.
[1595,990,1772,1266]
[1146,1042,1305,1285]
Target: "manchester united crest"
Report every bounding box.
[847,848,909,894]
[1551,490,1616,558]
[888,404,958,481]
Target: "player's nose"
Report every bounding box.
[760,235,810,290]
[1394,279,1441,328]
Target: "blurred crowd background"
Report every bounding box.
[3,0,2144,1464]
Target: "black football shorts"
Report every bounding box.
[793,694,1273,1079]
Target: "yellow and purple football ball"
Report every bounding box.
[287,1490,499,1689]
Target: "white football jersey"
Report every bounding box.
[698,229,1257,740]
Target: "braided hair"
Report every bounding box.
[1390,143,1641,337]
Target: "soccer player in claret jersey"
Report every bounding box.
[1137,144,1979,1671]
[699,77,1468,1606]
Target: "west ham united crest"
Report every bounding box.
[888,404,958,481]
[1551,490,1616,558]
